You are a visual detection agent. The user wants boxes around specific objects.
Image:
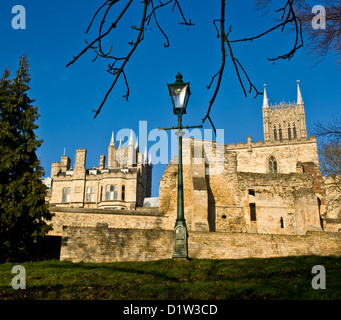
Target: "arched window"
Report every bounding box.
[269,156,278,173]
[288,123,292,140]
[279,124,283,141]
[274,125,278,140]
[293,123,297,139]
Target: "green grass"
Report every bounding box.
[0,256,340,300]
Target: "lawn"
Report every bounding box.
[0,256,340,300]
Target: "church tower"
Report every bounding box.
[262,81,308,142]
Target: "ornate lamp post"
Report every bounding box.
[159,72,202,259]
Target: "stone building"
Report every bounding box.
[54,82,341,263]
[49,130,152,210]
[159,81,330,235]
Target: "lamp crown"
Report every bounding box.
[175,72,183,84]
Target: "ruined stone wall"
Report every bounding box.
[60,226,341,263]
[322,176,341,232]
[159,138,322,235]
[323,177,341,219]
[236,172,322,235]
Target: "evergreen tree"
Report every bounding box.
[0,56,52,262]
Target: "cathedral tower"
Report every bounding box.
[262,81,308,142]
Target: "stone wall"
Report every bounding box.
[48,207,173,236]
[60,227,174,263]
[159,138,322,235]
[323,176,341,219]
[60,226,341,263]
[237,172,322,235]
[226,137,319,174]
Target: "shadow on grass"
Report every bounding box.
[1,256,340,300]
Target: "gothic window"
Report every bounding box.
[293,123,297,139]
[269,156,278,173]
[279,124,283,141]
[274,125,278,140]
[86,187,95,202]
[288,124,292,140]
[121,185,125,201]
[62,187,71,203]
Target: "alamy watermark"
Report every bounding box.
[11,265,26,290]
[9,4,327,31]
[8,264,327,292]
[114,121,225,175]
[11,5,26,30]
[312,5,326,30]
[311,265,326,289]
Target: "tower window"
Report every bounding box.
[288,124,292,140]
[293,123,297,139]
[279,124,283,141]
[274,126,278,140]
[280,217,284,228]
[269,156,278,173]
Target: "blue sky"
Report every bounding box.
[0,0,340,197]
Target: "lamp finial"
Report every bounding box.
[175,72,183,84]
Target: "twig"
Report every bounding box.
[202,0,226,129]
[92,0,150,118]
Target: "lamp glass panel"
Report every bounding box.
[170,84,189,109]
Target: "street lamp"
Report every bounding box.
[168,72,190,116]
[160,72,202,259]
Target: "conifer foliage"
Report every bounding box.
[0,56,52,262]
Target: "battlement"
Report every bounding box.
[269,101,298,110]
[55,167,140,178]
[225,136,317,150]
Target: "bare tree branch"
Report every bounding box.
[314,117,341,140]
[67,0,309,133]
[202,0,263,131]
[202,0,226,133]
[67,0,193,119]
[92,0,149,118]
[295,0,341,64]
[66,0,134,68]
[230,0,303,62]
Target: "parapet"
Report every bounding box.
[226,136,317,151]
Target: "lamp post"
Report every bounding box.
[159,72,202,259]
